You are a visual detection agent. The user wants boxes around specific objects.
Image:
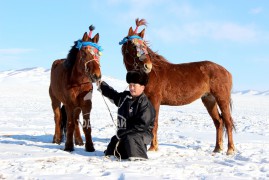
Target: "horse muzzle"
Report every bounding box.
[144,62,152,73]
[89,73,101,83]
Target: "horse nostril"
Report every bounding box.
[144,63,152,70]
[144,63,152,73]
[144,64,148,69]
[92,74,97,80]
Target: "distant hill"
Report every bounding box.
[1,67,268,96]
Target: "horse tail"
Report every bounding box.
[60,105,67,138]
[229,97,236,132]
[225,80,236,133]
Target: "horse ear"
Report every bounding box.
[82,32,89,41]
[92,33,99,43]
[128,27,134,36]
[139,29,145,38]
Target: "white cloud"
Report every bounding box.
[167,2,198,19]
[0,48,34,54]
[211,23,257,42]
[151,21,261,43]
[249,7,263,14]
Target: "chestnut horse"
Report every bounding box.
[120,19,235,155]
[49,28,102,152]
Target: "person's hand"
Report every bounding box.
[96,80,102,87]
[96,80,102,91]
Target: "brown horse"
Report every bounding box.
[120,18,235,155]
[49,28,102,152]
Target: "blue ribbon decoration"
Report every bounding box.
[119,35,143,45]
[76,40,103,51]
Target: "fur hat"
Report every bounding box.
[126,70,149,86]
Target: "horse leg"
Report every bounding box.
[215,96,235,155]
[201,93,224,153]
[64,106,75,151]
[60,105,67,142]
[148,97,160,151]
[73,108,84,146]
[81,101,95,152]
[49,87,62,144]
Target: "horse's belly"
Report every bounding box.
[161,90,205,106]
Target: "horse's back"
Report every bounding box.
[180,61,230,75]
[155,60,232,105]
[199,61,231,76]
[51,59,65,70]
[198,60,232,87]
[179,60,232,85]
[50,59,66,77]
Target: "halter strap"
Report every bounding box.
[119,35,143,45]
[76,40,103,51]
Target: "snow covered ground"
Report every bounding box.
[0,67,268,179]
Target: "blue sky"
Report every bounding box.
[0,0,268,91]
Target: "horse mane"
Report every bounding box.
[147,46,168,64]
[64,41,79,69]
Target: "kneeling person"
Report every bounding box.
[97,70,156,160]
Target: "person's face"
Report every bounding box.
[129,83,145,97]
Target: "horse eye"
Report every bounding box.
[81,50,87,56]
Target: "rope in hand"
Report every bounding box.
[99,83,129,162]
[99,84,129,128]
[101,94,117,127]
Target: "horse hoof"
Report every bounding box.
[65,142,74,152]
[75,140,84,146]
[148,146,158,151]
[226,149,235,155]
[64,146,74,152]
[213,148,223,153]
[85,146,95,152]
[52,138,61,145]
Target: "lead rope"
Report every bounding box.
[100,85,129,127]
[100,85,129,161]
[101,94,117,127]
[114,141,121,161]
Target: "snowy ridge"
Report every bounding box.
[233,89,269,96]
[1,67,268,95]
[0,67,268,179]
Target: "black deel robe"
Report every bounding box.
[100,81,156,159]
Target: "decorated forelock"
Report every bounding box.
[76,25,103,61]
[119,19,148,60]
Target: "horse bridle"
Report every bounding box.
[122,39,149,70]
[78,50,100,74]
[84,58,100,73]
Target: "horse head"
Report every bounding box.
[120,18,152,74]
[73,26,102,83]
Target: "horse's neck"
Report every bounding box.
[152,55,170,72]
[69,64,90,87]
[68,74,92,91]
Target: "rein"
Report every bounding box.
[84,58,100,72]
[120,35,149,71]
[123,47,140,70]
